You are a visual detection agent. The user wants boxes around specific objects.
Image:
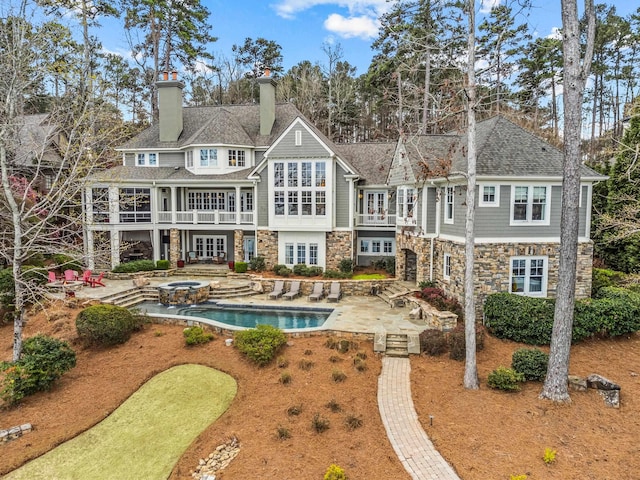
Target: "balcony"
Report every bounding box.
[355,213,396,227]
[157,210,254,225]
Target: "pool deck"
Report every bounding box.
[71,275,429,335]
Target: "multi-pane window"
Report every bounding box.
[241,191,253,212]
[383,240,393,253]
[359,238,395,255]
[200,149,217,167]
[92,187,110,223]
[309,244,318,265]
[512,185,549,223]
[445,186,454,223]
[285,243,294,264]
[297,244,306,264]
[510,257,547,296]
[136,153,158,166]
[194,235,225,258]
[372,240,381,253]
[187,191,235,211]
[397,187,417,221]
[273,161,327,217]
[228,149,245,167]
[119,188,151,222]
[479,185,499,207]
[443,253,451,279]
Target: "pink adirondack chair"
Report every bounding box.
[48,271,57,283]
[64,269,78,282]
[88,272,105,288]
[81,270,92,285]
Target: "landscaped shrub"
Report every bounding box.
[183,326,214,346]
[311,413,330,433]
[372,257,396,275]
[344,414,363,430]
[292,264,323,277]
[156,259,170,270]
[419,286,464,320]
[76,304,144,346]
[323,269,351,279]
[234,261,248,273]
[273,264,291,277]
[1,335,76,404]
[293,263,308,276]
[234,324,287,366]
[578,287,640,338]
[276,425,291,440]
[50,254,84,272]
[592,268,625,296]
[279,371,292,384]
[287,404,303,416]
[331,369,347,382]
[112,260,155,273]
[511,348,549,381]
[298,359,314,370]
[487,366,525,391]
[324,464,347,480]
[447,323,485,361]
[326,399,341,412]
[419,329,447,356]
[249,256,266,272]
[339,258,353,274]
[0,268,15,310]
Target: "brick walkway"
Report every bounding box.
[378,357,460,480]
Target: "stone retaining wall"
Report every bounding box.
[1,423,32,444]
[254,277,397,298]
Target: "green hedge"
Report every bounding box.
[235,261,248,273]
[484,289,640,345]
[112,260,156,273]
[76,304,145,346]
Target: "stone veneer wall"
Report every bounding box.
[256,229,278,269]
[395,232,432,284]
[326,231,353,271]
[169,228,180,269]
[233,230,244,263]
[432,239,594,317]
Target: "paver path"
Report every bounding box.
[378,356,460,480]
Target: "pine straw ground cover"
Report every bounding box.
[1,301,640,479]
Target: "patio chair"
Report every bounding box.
[268,280,284,299]
[88,272,105,288]
[187,251,198,264]
[327,282,342,302]
[48,271,58,283]
[212,252,226,264]
[81,270,92,285]
[308,282,324,301]
[282,281,301,300]
[64,269,78,282]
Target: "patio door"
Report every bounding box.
[194,235,226,259]
[243,237,255,262]
[366,192,386,224]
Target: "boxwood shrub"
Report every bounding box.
[76,304,144,346]
[156,259,170,270]
[511,348,549,381]
[487,366,525,391]
[234,261,248,273]
[234,324,287,366]
[112,260,156,273]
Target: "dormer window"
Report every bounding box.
[136,152,158,167]
[200,149,217,167]
[228,149,246,167]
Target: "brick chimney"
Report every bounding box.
[157,71,184,142]
[258,68,276,136]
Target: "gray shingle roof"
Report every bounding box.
[90,166,254,183]
[14,114,62,167]
[336,142,397,185]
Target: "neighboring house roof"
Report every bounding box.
[117,103,302,151]
[14,114,62,167]
[336,142,397,186]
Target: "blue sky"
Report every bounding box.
[96,0,635,77]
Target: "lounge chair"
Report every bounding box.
[88,272,105,288]
[283,281,301,300]
[48,271,58,283]
[64,269,78,282]
[187,251,198,264]
[268,280,284,299]
[327,282,342,302]
[308,282,324,301]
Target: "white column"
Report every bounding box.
[109,186,119,224]
[86,230,95,270]
[235,186,241,224]
[110,231,120,269]
[171,186,177,224]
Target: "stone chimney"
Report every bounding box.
[258,68,276,136]
[157,71,184,142]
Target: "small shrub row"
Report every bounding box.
[322,269,352,279]
[234,324,287,366]
[183,326,214,346]
[112,260,156,273]
[1,335,76,405]
[484,288,640,345]
[292,264,323,277]
[234,261,248,273]
[273,264,292,277]
[76,304,145,346]
[371,257,396,275]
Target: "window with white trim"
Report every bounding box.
[479,184,500,207]
[119,187,151,222]
[228,149,245,167]
[359,238,395,255]
[194,235,226,259]
[510,257,547,296]
[397,187,417,222]
[285,243,294,264]
[273,161,327,217]
[297,244,306,264]
[199,149,218,167]
[187,191,235,211]
[443,253,451,279]
[136,152,158,167]
[511,185,550,224]
[445,186,454,223]
[284,242,317,266]
[309,244,318,265]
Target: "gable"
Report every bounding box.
[387,142,417,186]
[266,118,333,159]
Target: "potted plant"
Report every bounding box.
[228,260,235,270]
[177,259,185,268]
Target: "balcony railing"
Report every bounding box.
[355,213,397,227]
[158,210,254,225]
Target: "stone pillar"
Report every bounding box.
[234,229,244,263]
[256,229,278,269]
[169,228,181,268]
[325,231,353,271]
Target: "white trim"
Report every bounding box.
[509,184,552,226]
[135,152,159,167]
[478,183,500,207]
[295,130,302,146]
[358,237,396,256]
[264,117,335,158]
[585,184,593,239]
[509,256,548,297]
[443,253,451,280]
[444,186,454,224]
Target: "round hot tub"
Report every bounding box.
[157,280,211,305]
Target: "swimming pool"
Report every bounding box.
[134,301,332,330]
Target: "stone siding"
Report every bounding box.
[326,231,353,271]
[169,228,180,269]
[396,232,432,285]
[256,230,278,269]
[233,229,244,263]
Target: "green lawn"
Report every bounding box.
[352,273,387,280]
[6,364,237,480]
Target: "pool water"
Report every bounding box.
[134,301,331,330]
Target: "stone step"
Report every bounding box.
[385,333,409,357]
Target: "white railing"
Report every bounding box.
[154,210,255,225]
[397,216,417,227]
[355,213,397,227]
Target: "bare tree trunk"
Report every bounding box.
[397,71,403,133]
[420,47,431,134]
[540,0,595,403]
[464,0,479,390]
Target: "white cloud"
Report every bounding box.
[547,27,562,40]
[324,13,379,39]
[480,0,502,14]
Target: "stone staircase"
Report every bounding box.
[209,282,257,300]
[102,287,159,308]
[376,281,420,308]
[374,331,420,358]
